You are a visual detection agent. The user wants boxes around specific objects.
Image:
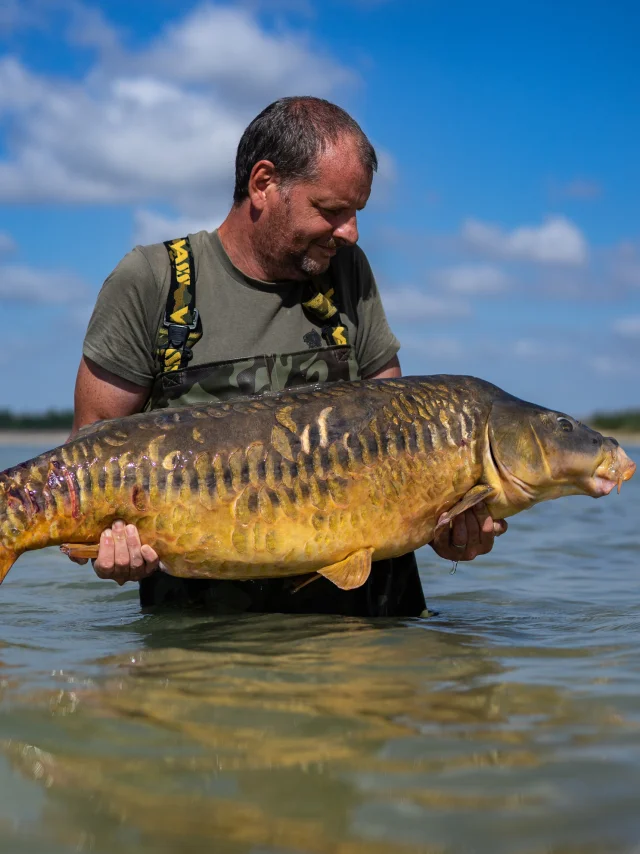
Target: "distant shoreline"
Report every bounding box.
[604,433,640,448]
[0,430,69,447]
[0,428,639,449]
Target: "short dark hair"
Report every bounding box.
[233,96,378,204]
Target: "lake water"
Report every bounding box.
[0,441,639,854]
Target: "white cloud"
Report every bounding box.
[551,178,603,201]
[0,0,40,31]
[130,5,352,98]
[401,334,464,359]
[367,148,397,206]
[0,59,243,207]
[432,264,510,295]
[0,56,47,110]
[0,265,88,303]
[591,355,640,376]
[64,1,121,53]
[0,4,355,212]
[462,215,588,266]
[0,231,16,253]
[133,209,225,246]
[612,316,640,338]
[512,338,574,360]
[381,287,471,322]
[475,334,578,364]
[610,242,640,289]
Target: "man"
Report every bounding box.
[70,96,506,614]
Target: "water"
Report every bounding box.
[0,442,639,854]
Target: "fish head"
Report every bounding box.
[483,398,636,518]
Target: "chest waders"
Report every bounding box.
[139,237,426,617]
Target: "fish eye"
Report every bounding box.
[557,417,574,432]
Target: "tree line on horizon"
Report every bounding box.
[0,409,74,430]
[589,410,640,433]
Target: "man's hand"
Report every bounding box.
[430,502,507,562]
[67,520,160,585]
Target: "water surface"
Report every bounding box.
[1,442,639,854]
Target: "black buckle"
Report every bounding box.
[164,309,198,363]
[166,324,187,348]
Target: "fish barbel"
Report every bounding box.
[0,376,635,591]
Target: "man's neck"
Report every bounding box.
[218,205,272,281]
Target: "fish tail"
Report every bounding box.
[0,468,39,580]
[0,543,17,584]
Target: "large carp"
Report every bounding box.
[0,376,635,590]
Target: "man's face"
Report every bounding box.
[256,135,372,281]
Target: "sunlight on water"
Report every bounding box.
[0,443,639,853]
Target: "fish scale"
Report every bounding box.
[0,375,634,592]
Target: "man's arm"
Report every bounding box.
[365,354,507,561]
[365,354,401,380]
[70,356,151,439]
[68,356,160,584]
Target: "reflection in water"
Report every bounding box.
[2,614,637,854]
[1,618,489,853]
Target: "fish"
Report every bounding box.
[0,375,635,591]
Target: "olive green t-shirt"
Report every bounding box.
[83,229,400,387]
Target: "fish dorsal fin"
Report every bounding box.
[73,420,110,439]
[317,547,374,590]
[435,484,496,531]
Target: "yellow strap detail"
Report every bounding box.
[168,239,188,265]
[169,306,189,324]
[157,235,202,375]
[332,326,347,346]
[303,292,324,311]
[302,291,338,320]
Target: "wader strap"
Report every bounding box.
[302,285,349,347]
[156,237,202,373]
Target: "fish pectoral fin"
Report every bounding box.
[435,484,496,531]
[317,547,374,590]
[60,543,100,560]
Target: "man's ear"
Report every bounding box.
[248,160,277,210]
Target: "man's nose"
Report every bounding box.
[333,214,358,246]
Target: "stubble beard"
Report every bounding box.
[299,252,328,277]
[266,235,332,280]
[253,196,331,281]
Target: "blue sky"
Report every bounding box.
[0,0,638,416]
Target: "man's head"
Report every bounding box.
[233,97,377,281]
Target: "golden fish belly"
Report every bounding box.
[141,441,479,581]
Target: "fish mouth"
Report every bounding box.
[584,449,636,497]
